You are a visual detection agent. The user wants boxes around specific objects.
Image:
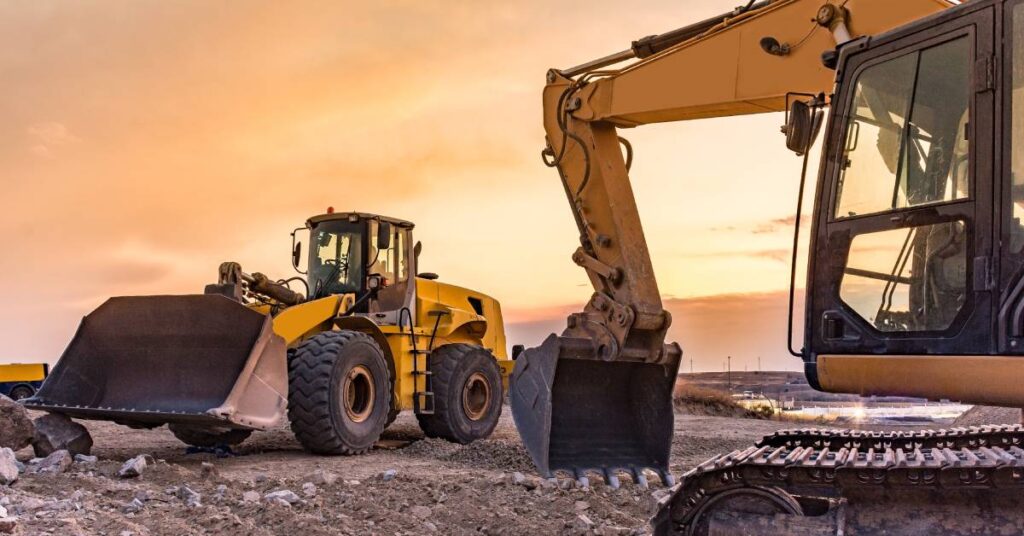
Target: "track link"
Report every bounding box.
[757,424,1024,450]
[655,426,1024,535]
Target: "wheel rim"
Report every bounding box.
[462,372,491,421]
[343,365,375,423]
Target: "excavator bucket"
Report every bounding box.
[24,295,287,431]
[511,335,677,487]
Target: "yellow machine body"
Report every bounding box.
[259,277,510,417]
[0,363,47,384]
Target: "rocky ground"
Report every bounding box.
[0,407,800,536]
[0,404,1005,536]
[953,405,1022,426]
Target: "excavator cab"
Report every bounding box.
[802,6,1002,405]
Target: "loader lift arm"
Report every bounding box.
[510,0,954,487]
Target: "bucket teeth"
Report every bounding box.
[561,465,673,488]
[634,470,649,489]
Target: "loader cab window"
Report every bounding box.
[366,222,410,284]
[368,221,412,313]
[309,220,365,296]
[834,37,971,219]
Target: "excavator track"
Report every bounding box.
[653,427,1024,535]
[757,425,1024,450]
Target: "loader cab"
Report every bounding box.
[302,212,416,322]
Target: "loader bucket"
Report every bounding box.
[510,334,677,487]
[24,295,287,431]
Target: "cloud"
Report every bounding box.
[505,289,807,372]
[0,0,823,363]
[712,214,812,235]
[26,122,79,157]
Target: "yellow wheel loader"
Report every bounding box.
[26,211,511,453]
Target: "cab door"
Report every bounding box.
[808,7,995,359]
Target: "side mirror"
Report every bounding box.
[292,242,302,269]
[377,222,392,250]
[414,241,422,259]
[783,100,824,156]
[290,227,308,275]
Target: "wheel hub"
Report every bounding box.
[462,372,491,421]
[343,365,375,423]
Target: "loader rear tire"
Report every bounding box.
[168,425,252,448]
[385,407,400,428]
[288,330,391,455]
[416,344,502,444]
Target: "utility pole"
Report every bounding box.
[758,356,761,373]
[690,358,694,374]
[727,355,732,391]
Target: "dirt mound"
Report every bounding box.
[672,384,768,419]
[953,406,1022,426]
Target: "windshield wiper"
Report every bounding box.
[313,262,345,300]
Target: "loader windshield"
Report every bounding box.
[309,220,365,297]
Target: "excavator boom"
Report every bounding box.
[513,0,956,485]
[510,0,954,497]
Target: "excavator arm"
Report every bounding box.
[511,0,954,486]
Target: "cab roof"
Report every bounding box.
[306,211,414,229]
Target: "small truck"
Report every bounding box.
[0,363,49,400]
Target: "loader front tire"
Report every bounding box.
[416,344,502,444]
[169,425,252,448]
[288,330,391,455]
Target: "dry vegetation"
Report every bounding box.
[672,383,772,420]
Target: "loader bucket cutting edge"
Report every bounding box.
[24,295,287,431]
[510,334,677,487]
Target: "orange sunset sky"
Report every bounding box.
[1,1,818,372]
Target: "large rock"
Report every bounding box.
[0,448,18,486]
[32,413,93,457]
[0,396,34,451]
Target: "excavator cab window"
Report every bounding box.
[308,220,366,298]
[833,37,972,333]
[1010,3,1024,253]
[811,9,994,357]
[835,37,971,220]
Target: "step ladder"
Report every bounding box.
[412,348,435,415]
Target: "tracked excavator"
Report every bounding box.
[27,211,511,453]
[510,0,1024,533]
